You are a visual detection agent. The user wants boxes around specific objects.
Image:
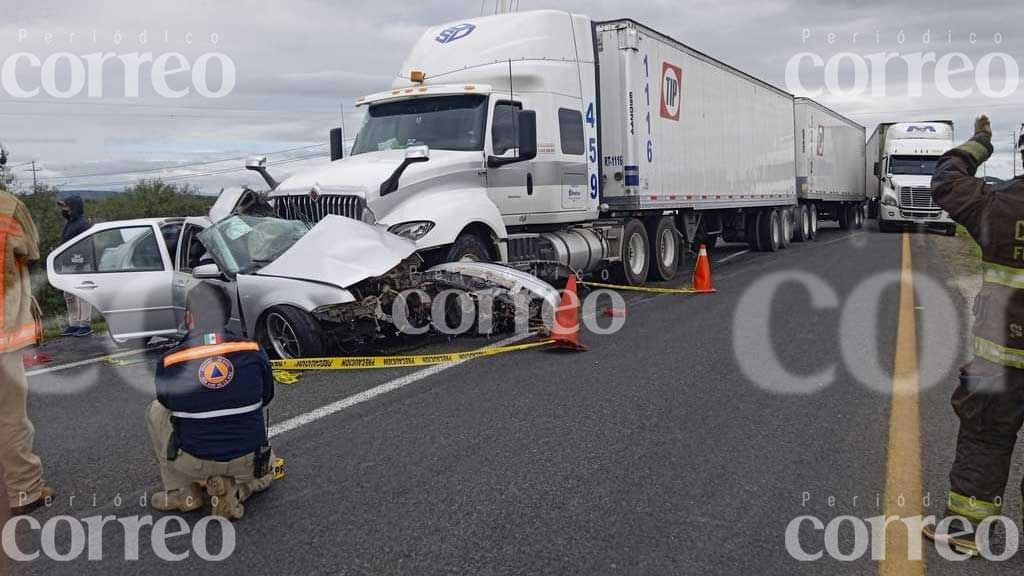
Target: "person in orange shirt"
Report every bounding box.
[0,186,55,515]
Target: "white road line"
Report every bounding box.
[268,331,533,438]
[714,249,751,265]
[26,347,151,378]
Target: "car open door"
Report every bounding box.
[47,221,178,341]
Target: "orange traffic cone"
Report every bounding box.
[692,244,716,293]
[549,275,587,351]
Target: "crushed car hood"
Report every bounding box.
[256,215,417,288]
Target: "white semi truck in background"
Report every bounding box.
[263,10,866,286]
[866,121,956,235]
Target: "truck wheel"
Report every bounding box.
[757,209,782,252]
[648,216,680,281]
[854,205,865,229]
[793,205,811,242]
[616,218,650,286]
[808,204,819,240]
[745,212,761,250]
[447,232,493,262]
[261,306,323,360]
[944,224,957,237]
[780,209,793,248]
[838,204,852,230]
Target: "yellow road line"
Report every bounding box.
[881,233,924,575]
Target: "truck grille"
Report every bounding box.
[273,194,363,223]
[899,186,938,210]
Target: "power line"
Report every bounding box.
[67,151,328,190]
[42,143,327,181]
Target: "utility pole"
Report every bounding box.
[25,161,40,191]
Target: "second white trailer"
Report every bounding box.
[793,98,867,239]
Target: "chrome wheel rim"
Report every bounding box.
[267,313,301,359]
[659,228,676,269]
[628,232,646,276]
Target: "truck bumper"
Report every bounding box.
[879,205,953,227]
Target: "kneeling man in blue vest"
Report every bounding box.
[147,282,278,520]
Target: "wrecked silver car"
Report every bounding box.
[47,191,559,359]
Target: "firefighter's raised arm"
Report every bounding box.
[931,115,994,243]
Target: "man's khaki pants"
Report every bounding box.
[145,401,273,502]
[0,350,44,508]
[64,291,92,328]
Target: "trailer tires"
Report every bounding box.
[794,205,811,242]
[260,305,324,360]
[838,204,852,230]
[809,204,819,240]
[447,232,493,263]
[854,204,865,229]
[780,209,793,248]
[757,209,782,252]
[648,216,680,281]
[616,218,650,286]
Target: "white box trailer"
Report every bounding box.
[793,98,867,234]
[268,10,868,286]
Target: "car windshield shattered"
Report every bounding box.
[199,215,310,274]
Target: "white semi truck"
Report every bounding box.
[793,98,866,238]
[265,10,864,285]
[866,121,956,235]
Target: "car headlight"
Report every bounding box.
[881,194,898,207]
[361,206,376,224]
[388,221,435,240]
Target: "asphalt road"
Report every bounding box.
[8,222,1023,575]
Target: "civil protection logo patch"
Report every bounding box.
[198,356,234,390]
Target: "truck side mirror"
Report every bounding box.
[330,127,344,161]
[487,109,538,168]
[380,146,430,196]
[873,162,880,177]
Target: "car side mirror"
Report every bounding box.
[193,263,225,280]
[488,110,538,168]
[330,127,344,161]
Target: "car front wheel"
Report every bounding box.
[261,306,324,360]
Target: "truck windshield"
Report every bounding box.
[889,155,939,176]
[352,94,488,155]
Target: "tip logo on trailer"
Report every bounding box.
[435,23,476,44]
[660,62,682,121]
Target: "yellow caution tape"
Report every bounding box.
[273,457,286,480]
[104,356,150,367]
[269,339,555,371]
[578,281,714,295]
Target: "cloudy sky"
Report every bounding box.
[1,0,1021,194]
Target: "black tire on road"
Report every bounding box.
[261,305,324,360]
[616,218,650,286]
[446,232,493,262]
[854,204,865,229]
[757,209,782,252]
[793,204,811,243]
[838,203,852,230]
[647,215,680,281]
[809,203,819,240]
[944,224,957,237]
[780,209,792,248]
[746,212,761,250]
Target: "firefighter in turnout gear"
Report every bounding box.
[148,282,277,520]
[924,115,1024,555]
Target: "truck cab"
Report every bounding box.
[268,10,599,264]
[875,122,956,234]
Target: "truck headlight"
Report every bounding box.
[881,194,898,207]
[361,206,376,224]
[388,221,435,240]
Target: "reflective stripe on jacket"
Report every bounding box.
[932,145,1024,367]
[0,191,40,353]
